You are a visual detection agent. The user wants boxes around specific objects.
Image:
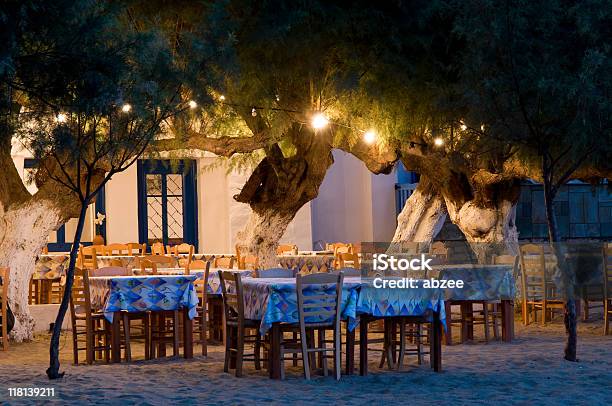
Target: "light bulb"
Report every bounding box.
[251,107,257,117]
[364,130,376,144]
[121,103,132,113]
[55,113,67,123]
[311,113,329,130]
[460,124,467,131]
[480,124,485,131]
[434,137,444,147]
[188,100,197,109]
[219,95,226,101]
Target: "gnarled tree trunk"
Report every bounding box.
[234,124,335,268]
[0,199,63,341]
[391,176,447,248]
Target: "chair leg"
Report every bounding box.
[86,320,94,365]
[72,328,79,365]
[254,333,261,370]
[483,304,490,343]
[172,310,180,357]
[235,326,244,378]
[300,327,310,380]
[604,301,609,335]
[320,329,328,377]
[223,326,232,373]
[201,311,208,357]
[292,332,298,366]
[522,300,529,325]
[541,301,547,326]
[396,320,405,370]
[144,314,151,360]
[334,327,341,381]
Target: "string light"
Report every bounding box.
[251,107,257,117]
[459,121,467,131]
[219,95,226,101]
[55,113,67,123]
[121,103,132,113]
[480,124,485,131]
[311,113,329,130]
[434,137,444,147]
[363,130,376,144]
[188,100,198,109]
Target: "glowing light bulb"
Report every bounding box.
[311,113,329,130]
[480,124,485,131]
[460,123,467,131]
[121,103,132,113]
[434,137,444,147]
[188,100,197,109]
[251,107,257,117]
[364,130,376,144]
[55,113,67,123]
[219,95,226,101]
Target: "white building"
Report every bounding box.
[11,142,399,252]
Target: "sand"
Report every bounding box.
[0,317,610,405]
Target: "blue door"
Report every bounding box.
[137,160,198,249]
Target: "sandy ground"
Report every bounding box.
[0,316,610,405]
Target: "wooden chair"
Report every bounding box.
[241,255,259,271]
[278,272,344,380]
[214,256,235,269]
[604,245,612,335]
[104,243,130,256]
[190,260,211,356]
[151,242,166,255]
[277,244,297,255]
[1,268,9,351]
[29,276,39,305]
[127,243,146,256]
[140,255,175,275]
[69,268,115,364]
[332,243,353,268]
[77,245,99,270]
[430,241,449,262]
[219,270,264,377]
[255,268,295,278]
[337,252,360,269]
[172,243,195,268]
[519,244,564,325]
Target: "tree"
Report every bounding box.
[1,0,194,375]
[455,0,612,360]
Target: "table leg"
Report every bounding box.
[111,312,121,363]
[183,308,193,359]
[359,317,369,376]
[431,311,442,372]
[269,323,282,379]
[501,300,514,342]
[346,327,355,375]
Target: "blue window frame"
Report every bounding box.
[137,159,198,250]
[24,158,106,251]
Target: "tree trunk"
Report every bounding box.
[391,177,447,248]
[0,200,62,341]
[47,203,87,379]
[543,176,577,362]
[236,208,300,269]
[444,196,519,262]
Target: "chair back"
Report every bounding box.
[255,268,295,278]
[337,252,360,269]
[519,244,549,302]
[142,255,175,267]
[241,255,259,271]
[171,243,195,255]
[70,268,93,317]
[190,260,211,303]
[151,242,165,255]
[296,272,343,328]
[219,270,245,323]
[104,243,130,256]
[91,267,130,277]
[127,243,146,255]
[604,245,612,300]
[214,256,235,269]
[276,244,297,255]
[430,241,449,258]
[78,245,98,270]
[0,267,9,349]
[140,259,158,275]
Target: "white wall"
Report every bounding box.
[311,150,397,245]
[104,164,139,243]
